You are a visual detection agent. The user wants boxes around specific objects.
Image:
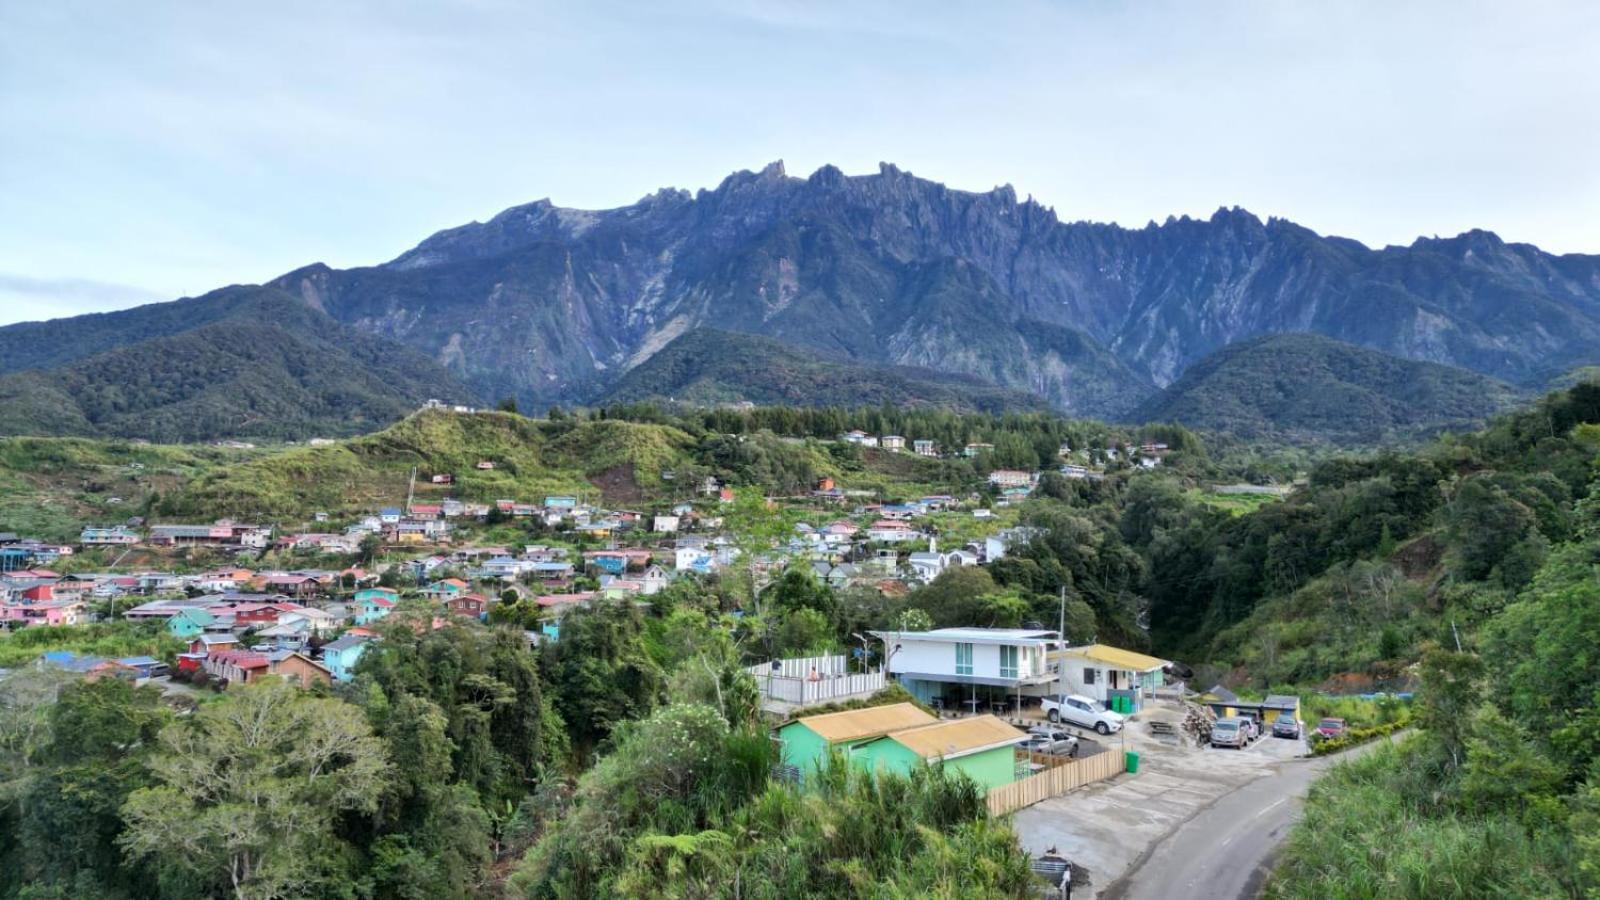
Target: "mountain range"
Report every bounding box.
[2,160,1596,441]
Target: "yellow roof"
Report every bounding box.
[1050,643,1170,672]
[792,702,937,743]
[886,715,1027,759]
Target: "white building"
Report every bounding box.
[872,628,1059,707]
[653,515,680,533]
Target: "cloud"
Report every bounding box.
[0,273,166,326]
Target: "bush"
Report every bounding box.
[1309,720,1408,756]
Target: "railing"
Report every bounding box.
[986,749,1123,815]
[747,654,851,680]
[757,671,885,704]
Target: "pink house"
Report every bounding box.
[1,600,84,627]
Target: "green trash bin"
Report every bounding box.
[1125,751,1140,774]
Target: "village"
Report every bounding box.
[0,425,1257,893]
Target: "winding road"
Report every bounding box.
[1101,735,1400,900]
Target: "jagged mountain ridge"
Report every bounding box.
[7,160,1600,425]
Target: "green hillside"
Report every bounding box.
[1129,332,1522,444]
[599,329,1050,414]
[0,437,268,541]
[0,290,470,442]
[161,410,701,519]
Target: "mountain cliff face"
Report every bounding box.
[7,161,1600,429]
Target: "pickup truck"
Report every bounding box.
[1040,694,1125,735]
[1024,725,1080,757]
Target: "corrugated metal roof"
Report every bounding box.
[1051,643,1170,671]
[885,715,1027,759]
[790,702,936,743]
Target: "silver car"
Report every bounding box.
[1210,717,1247,749]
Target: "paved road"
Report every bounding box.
[1102,736,1398,900]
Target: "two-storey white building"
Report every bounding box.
[871,627,1059,710]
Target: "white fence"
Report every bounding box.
[749,654,852,679]
[747,655,884,705]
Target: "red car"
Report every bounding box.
[1315,717,1347,739]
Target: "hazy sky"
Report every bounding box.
[2,0,1597,326]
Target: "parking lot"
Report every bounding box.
[1012,702,1307,895]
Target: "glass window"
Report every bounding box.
[955,642,973,675]
[1000,645,1018,679]
[1083,666,1097,685]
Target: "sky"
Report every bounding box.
[2,0,1597,326]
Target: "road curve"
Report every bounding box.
[1101,736,1399,900]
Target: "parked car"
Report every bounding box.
[1315,717,1347,739]
[1210,717,1247,749]
[1025,725,1080,757]
[1271,713,1301,739]
[1041,694,1125,735]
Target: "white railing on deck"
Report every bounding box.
[746,655,884,705]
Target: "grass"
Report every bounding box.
[1267,739,1577,898]
[0,436,268,540]
[0,621,185,669]
[1189,488,1282,516]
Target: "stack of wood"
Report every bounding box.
[1179,701,1216,746]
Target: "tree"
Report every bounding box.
[6,677,170,895]
[120,680,390,899]
[544,599,666,751]
[497,397,521,414]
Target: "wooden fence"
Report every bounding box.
[986,748,1124,815]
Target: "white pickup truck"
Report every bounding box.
[1040,694,1126,735]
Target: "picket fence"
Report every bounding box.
[986,748,1123,816]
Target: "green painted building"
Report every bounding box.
[850,716,1027,791]
[776,702,939,777]
[776,703,1027,791]
[165,608,215,639]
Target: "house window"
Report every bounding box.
[999,645,1019,679]
[955,642,973,676]
[1083,667,1097,685]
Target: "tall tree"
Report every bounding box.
[120,680,390,900]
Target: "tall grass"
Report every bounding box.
[1267,741,1576,898]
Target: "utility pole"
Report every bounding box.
[1058,585,1067,644]
[406,466,417,512]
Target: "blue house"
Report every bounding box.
[166,608,215,639]
[321,635,372,681]
[588,554,627,576]
[353,588,398,625]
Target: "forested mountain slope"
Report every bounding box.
[0,291,469,441]
[1128,333,1523,443]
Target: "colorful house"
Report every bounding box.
[849,716,1027,791]
[166,608,216,638]
[420,579,468,601]
[353,588,399,625]
[447,593,488,618]
[586,553,628,576]
[775,702,938,776]
[321,634,372,681]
